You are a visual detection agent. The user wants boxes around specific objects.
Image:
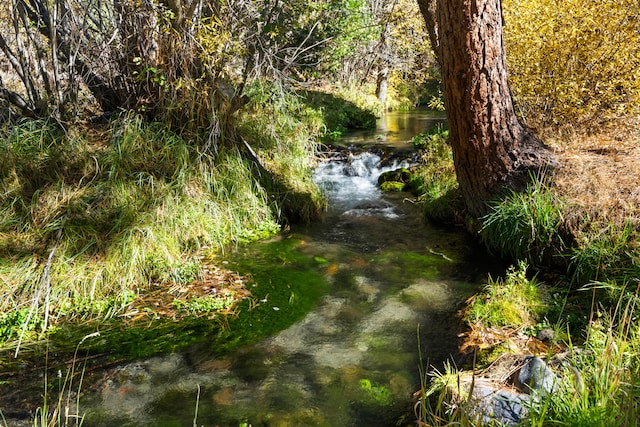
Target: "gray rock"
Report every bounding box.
[471,380,530,426]
[513,356,557,396]
[536,328,555,342]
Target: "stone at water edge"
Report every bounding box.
[446,355,560,426]
[512,356,558,396]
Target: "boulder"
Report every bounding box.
[512,356,558,396]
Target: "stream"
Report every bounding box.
[79,111,495,426]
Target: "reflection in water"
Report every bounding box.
[82,112,491,427]
[340,110,446,148]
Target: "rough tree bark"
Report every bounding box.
[417,0,556,217]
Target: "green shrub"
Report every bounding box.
[411,124,449,150]
[299,88,378,141]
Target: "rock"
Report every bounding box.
[438,354,560,425]
[443,372,530,426]
[470,378,530,426]
[377,168,411,186]
[536,328,555,342]
[512,356,557,396]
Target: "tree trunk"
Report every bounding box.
[419,0,556,217]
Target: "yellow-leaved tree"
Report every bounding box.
[503,0,640,129]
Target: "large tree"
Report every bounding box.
[417,0,556,217]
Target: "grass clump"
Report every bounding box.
[465,261,546,329]
[0,111,305,348]
[570,221,640,285]
[481,175,566,266]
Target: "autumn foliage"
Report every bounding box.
[503,0,640,129]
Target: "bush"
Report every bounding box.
[503,0,640,128]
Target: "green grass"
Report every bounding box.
[477,168,640,288]
[239,83,327,223]
[570,221,640,285]
[480,175,566,266]
[465,261,546,329]
[0,96,324,350]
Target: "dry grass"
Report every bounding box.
[545,118,640,234]
[121,264,253,324]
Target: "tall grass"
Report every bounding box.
[570,221,640,285]
[0,107,321,349]
[481,175,566,266]
[238,82,326,222]
[527,282,640,426]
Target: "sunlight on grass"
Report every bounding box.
[0,102,323,348]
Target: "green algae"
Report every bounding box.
[1,235,331,373]
[213,235,331,353]
[370,250,450,289]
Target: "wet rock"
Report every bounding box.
[442,355,560,425]
[380,180,406,192]
[377,167,419,193]
[377,168,411,186]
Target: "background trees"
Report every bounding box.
[0,0,436,128]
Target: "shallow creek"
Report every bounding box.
[82,111,497,426]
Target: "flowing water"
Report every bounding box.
[81,111,496,426]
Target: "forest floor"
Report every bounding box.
[548,119,640,232]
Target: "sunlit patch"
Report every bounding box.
[324,263,339,276]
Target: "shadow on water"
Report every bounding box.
[79,112,497,426]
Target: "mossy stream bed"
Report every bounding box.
[80,206,492,426]
[1,111,499,426]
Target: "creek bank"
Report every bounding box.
[0,239,330,423]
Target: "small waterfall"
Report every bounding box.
[313,150,414,218]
